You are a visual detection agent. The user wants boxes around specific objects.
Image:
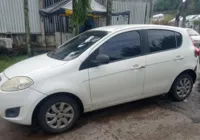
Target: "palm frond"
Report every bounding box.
[72,0,91,26]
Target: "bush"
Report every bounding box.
[0,47,8,55]
[153,19,171,25]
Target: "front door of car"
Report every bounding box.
[85,31,146,106]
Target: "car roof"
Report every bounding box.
[92,24,184,33]
[184,28,194,31]
[184,28,200,36]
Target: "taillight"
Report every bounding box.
[189,35,200,57]
[195,47,200,56]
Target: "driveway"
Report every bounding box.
[1,76,200,140]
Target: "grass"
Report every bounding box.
[0,55,27,72]
[164,14,175,21]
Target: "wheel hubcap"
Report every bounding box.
[45,102,74,129]
[176,78,192,98]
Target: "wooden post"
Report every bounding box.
[149,0,154,24]
[106,0,112,26]
[128,12,130,24]
[24,0,32,57]
[175,2,183,27]
[39,0,47,48]
[182,0,188,28]
[72,0,79,35]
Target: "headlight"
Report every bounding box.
[1,77,33,92]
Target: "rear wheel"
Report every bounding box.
[170,74,194,101]
[37,96,81,133]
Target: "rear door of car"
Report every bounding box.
[143,29,184,97]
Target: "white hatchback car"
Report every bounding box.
[0,25,199,133]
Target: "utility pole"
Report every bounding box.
[149,0,154,24]
[106,0,112,26]
[39,0,47,49]
[182,0,188,28]
[175,2,182,27]
[175,0,188,27]
[24,0,32,57]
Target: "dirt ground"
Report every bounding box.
[1,76,200,140]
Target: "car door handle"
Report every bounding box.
[132,64,145,70]
[174,56,184,61]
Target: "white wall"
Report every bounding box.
[0,0,41,34]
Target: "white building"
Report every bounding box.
[0,0,154,48]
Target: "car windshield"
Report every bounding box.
[187,29,199,36]
[48,31,108,61]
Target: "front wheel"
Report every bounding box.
[37,96,81,133]
[170,74,194,101]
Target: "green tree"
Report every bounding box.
[72,0,91,35]
[194,0,200,13]
[154,0,181,12]
[154,0,200,14]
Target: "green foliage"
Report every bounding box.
[165,14,176,21]
[194,0,200,13]
[194,20,200,25]
[154,0,200,13]
[0,55,27,72]
[72,0,91,35]
[154,0,180,12]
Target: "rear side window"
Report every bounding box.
[175,32,182,47]
[147,30,181,53]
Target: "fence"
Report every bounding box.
[43,0,72,34]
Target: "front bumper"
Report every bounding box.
[0,79,46,125]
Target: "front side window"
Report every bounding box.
[148,30,177,53]
[48,31,108,61]
[97,31,141,62]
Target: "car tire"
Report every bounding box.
[37,95,81,133]
[170,74,194,101]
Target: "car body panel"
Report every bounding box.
[0,87,46,125]
[144,28,197,96]
[4,54,66,78]
[89,56,145,106]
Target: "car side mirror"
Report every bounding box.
[96,54,110,65]
[90,54,110,66]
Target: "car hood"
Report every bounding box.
[4,54,66,78]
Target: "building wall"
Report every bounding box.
[112,0,151,24]
[0,0,41,34]
[0,0,153,48]
[97,0,153,24]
